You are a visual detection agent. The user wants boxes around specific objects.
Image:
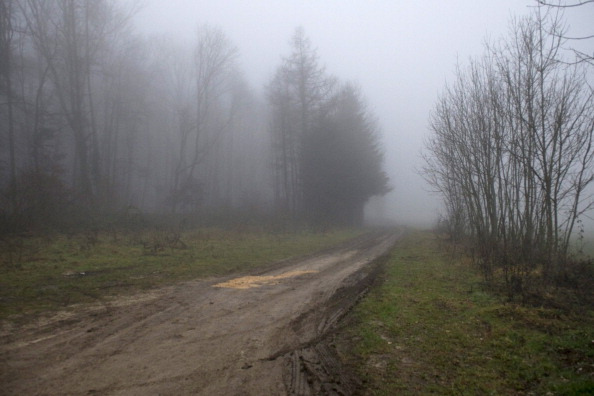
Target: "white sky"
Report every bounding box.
[133,0,594,227]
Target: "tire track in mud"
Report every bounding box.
[1,230,399,395]
[282,251,390,396]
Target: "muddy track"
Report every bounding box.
[1,230,400,395]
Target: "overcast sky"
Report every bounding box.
[133,0,593,227]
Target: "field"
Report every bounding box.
[340,231,594,395]
[0,227,360,320]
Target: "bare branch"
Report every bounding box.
[537,0,594,7]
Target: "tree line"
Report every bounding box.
[268,28,389,227]
[423,8,594,299]
[0,1,389,232]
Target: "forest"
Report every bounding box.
[0,1,389,233]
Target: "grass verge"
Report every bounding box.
[340,231,594,395]
[0,227,360,320]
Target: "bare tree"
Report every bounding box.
[21,1,132,203]
[536,1,594,65]
[268,65,299,214]
[424,11,594,295]
[0,0,17,211]
[162,26,239,213]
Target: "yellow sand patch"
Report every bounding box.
[213,270,319,289]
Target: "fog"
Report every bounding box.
[136,1,517,228]
[132,0,590,227]
[1,1,592,231]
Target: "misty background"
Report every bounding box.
[133,0,592,227]
[1,1,592,230]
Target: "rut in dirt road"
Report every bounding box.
[1,230,400,395]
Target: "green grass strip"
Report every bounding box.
[344,231,594,395]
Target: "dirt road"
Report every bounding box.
[1,231,399,395]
